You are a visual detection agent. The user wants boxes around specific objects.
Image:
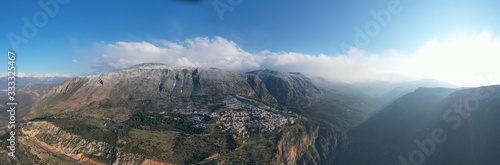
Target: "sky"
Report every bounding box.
[1,0,500,87]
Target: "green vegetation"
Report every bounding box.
[48,118,117,145]
[222,131,281,164]
[122,129,178,161]
[122,126,231,164]
[124,112,208,134]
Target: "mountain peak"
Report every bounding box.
[247,69,305,77]
[125,63,171,70]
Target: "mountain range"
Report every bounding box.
[0,63,498,165]
[0,63,339,164]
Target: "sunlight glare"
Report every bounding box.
[405,31,500,87]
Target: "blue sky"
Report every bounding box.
[1,0,500,86]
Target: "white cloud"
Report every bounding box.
[92,37,390,83]
[92,37,259,71]
[92,32,500,87]
[0,72,72,78]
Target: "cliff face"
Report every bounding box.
[273,124,319,165]
[272,120,345,165]
[249,70,321,105]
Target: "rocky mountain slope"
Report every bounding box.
[30,63,320,119]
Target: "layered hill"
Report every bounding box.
[334,85,500,165]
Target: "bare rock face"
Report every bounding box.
[248,69,321,105]
[272,124,319,165]
[34,63,320,117]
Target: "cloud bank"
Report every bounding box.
[0,72,72,78]
[92,31,500,87]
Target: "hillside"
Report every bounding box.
[334,85,500,165]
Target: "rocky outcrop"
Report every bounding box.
[272,124,319,165]
[248,69,321,105]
